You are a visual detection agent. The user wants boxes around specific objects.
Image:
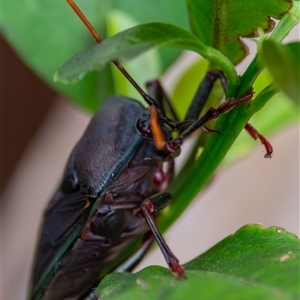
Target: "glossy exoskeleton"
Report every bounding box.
[29,2,273,300]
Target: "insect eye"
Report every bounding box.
[137,113,153,138]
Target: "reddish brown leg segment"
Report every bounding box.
[166,90,254,153]
[245,123,273,158]
[140,196,185,278]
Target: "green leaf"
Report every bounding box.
[235,1,300,97]
[54,23,203,83]
[55,22,237,86]
[261,40,300,105]
[1,0,188,111]
[108,0,189,69]
[98,225,299,299]
[186,0,294,64]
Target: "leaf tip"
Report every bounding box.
[53,70,60,83]
[53,69,80,85]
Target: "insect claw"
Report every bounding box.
[170,263,186,278]
[245,123,273,158]
[202,125,219,134]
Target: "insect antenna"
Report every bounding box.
[66,0,158,107]
[66,0,166,147]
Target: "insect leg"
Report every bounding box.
[183,70,273,157]
[245,123,273,158]
[146,80,179,121]
[146,72,225,130]
[166,91,254,152]
[185,70,227,121]
[196,71,273,157]
[84,235,155,298]
[139,193,185,277]
[115,233,155,273]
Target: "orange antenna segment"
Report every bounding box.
[150,105,165,150]
[67,0,101,43]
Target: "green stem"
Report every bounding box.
[157,1,300,235]
[206,46,238,91]
[248,83,279,115]
[159,82,278,232]
[271,2,300,43]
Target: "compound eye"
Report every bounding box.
[137,115,153,138]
